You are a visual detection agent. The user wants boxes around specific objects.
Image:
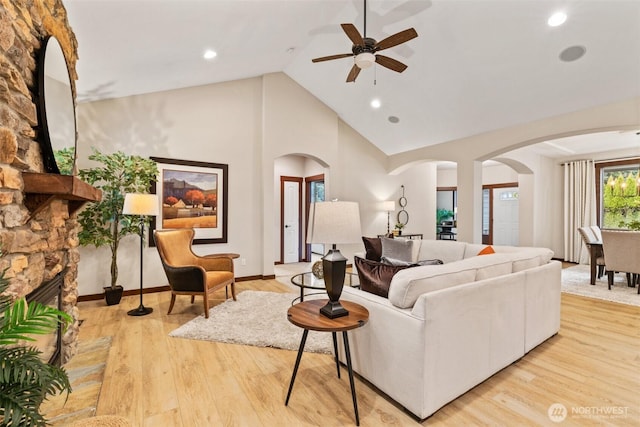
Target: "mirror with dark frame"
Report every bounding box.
[36,36,77,175]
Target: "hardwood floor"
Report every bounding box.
[75,279,640,427]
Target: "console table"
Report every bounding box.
[285,299,369,426]
[377,233,423,240]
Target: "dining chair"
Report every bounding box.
[601,230,640,292]
[578,226,605,280]
[154,228,237,318]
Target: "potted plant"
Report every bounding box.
[78,149,158,305]
[394,222,405,236]
[436,208,454,226]
[0,264,73,425]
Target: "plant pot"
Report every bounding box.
[104,285,124,306]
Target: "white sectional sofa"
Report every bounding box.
[337,239,561,420]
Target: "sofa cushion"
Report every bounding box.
[388,264,477,308]
[511,250,553,272]
[354,256,411,298]
[417,240,467,263]
[387,253,516,308]
[463,243,486,259]
[474,254,514,280]
[381,237,416,263]
[362,236,382,261]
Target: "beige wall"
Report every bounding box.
[76,69,640,295]
[76,73,438,295]
[403,96,640,248]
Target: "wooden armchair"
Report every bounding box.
[154,228,236,318]
[601,230,640,292]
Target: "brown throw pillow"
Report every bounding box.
[354,256,411,298]
[362,236,382,262]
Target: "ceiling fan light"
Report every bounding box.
[355,52,375,69]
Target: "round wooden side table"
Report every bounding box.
[285,299,369,426]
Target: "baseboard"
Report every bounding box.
[78,275,278,301]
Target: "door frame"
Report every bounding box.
[280,176,303,264]
[304,173,325,261]
[482,182,518,245]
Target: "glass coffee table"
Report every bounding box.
[290,272,359,303]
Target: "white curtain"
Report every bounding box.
[563,160,596,263]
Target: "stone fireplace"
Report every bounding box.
[0,0,90,363]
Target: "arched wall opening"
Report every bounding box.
[273,154,327,266]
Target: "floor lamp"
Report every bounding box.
[382,200,395,236]
[123,193,159,317]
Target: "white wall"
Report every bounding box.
[77,77,265,295]
[75,73,639,296]
[406,97,640,253]
[75,72,438,296]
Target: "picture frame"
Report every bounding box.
[150,157,228,245]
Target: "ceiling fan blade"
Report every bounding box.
[312,53,354,63]
[346,64,361,82]
[374,28,418,51]
[375,55,408,73]
[341,23,364,46]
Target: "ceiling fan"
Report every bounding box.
[311,0,418,82]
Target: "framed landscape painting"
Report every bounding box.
[150,157,228,244]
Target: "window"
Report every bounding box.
[596,159,640,230]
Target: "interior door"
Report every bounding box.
[282,178,302,263]
[492,187,519,246]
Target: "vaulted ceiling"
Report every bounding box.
[64,0,640,158]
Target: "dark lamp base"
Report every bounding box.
[320,300,349,318]
[127,305,153,316]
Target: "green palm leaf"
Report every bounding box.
[0,347,71,426]
[0,265,72,426]
[0,299,72,346]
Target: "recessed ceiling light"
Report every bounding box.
[548,11,567,27]
[370,98,381,109]
[203,49,217,60]
[388,116,399,124]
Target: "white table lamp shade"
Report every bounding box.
[123,193,159,216]
[382,200,395,212]
[307,201,362,245]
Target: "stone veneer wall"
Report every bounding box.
[0,0,80,363]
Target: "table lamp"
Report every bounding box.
[306,200,362,318]
[123,193,159,316]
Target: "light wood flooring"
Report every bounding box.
[75,279,640,427]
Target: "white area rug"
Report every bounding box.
[562,264,639,306]
[169,290,332,354]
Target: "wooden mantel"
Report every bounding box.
[22,172,101,218]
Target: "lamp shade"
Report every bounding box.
[122,193,159,216]
[355,52,375,69]
[307,201,362,245]
[381,200,395,212]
